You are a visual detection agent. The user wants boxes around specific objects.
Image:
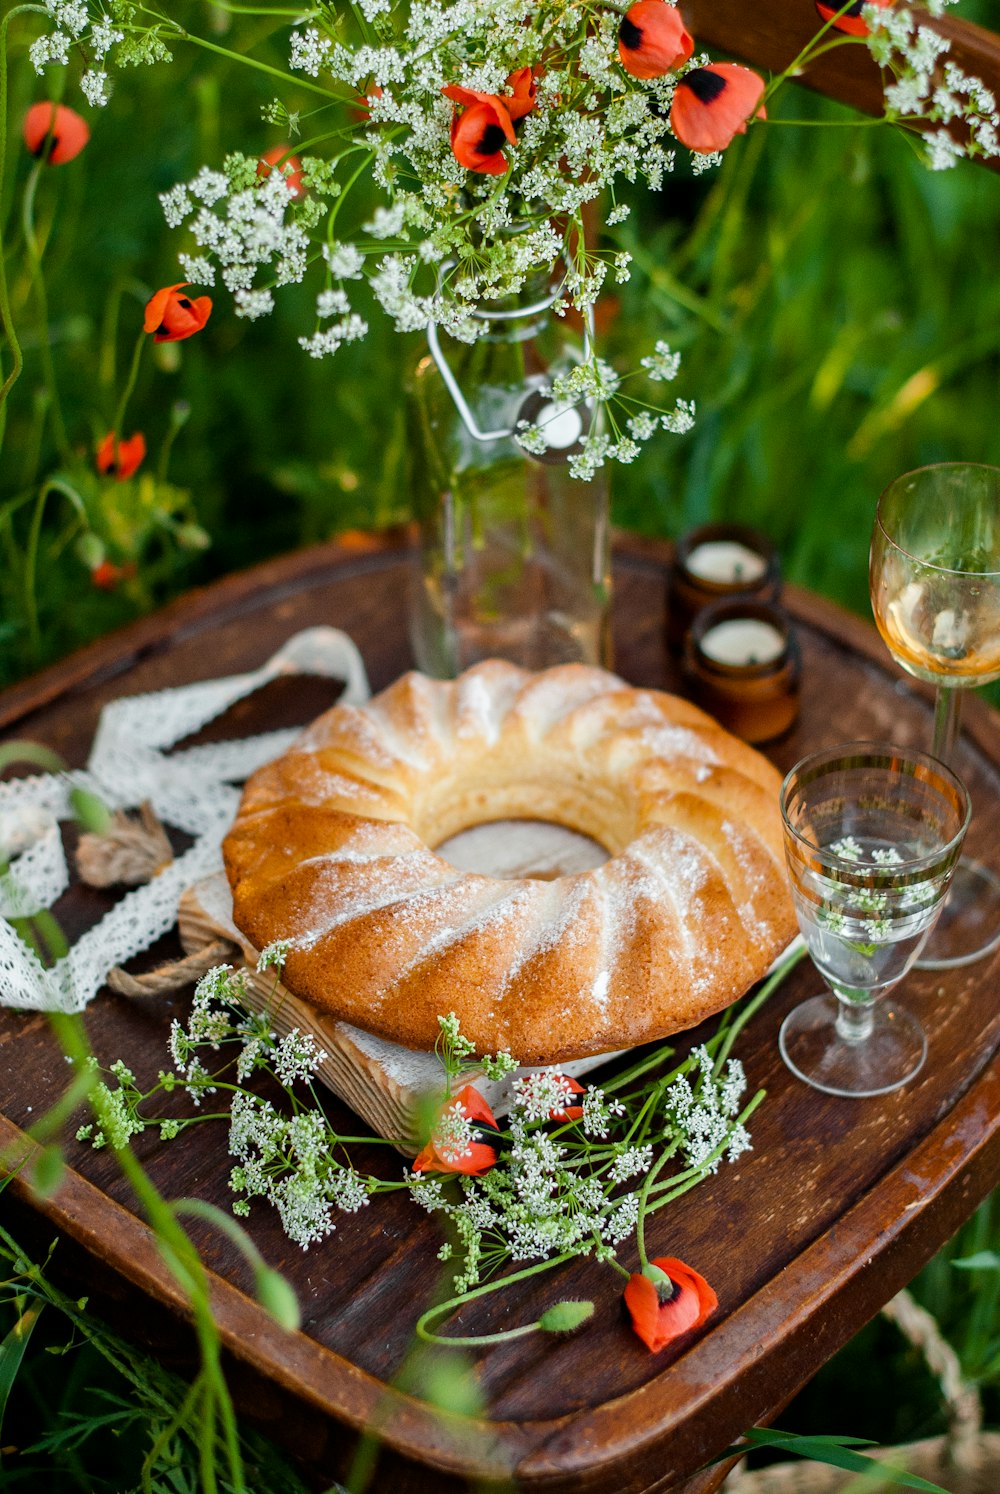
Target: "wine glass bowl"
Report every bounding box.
[871,463,1000,692]
[869,462,1000,968]
[779,743,969,1098]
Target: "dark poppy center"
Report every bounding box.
[475,123,507,157]
[681,68,728,105]
[177,298,193,310]
[619,17,643,50]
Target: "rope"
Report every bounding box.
[76,802,174,888]
[107,938,239,998]
[881,1287,983,1467]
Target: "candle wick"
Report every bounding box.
[734,563,744,579]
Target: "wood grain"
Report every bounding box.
[1,532,999,1493]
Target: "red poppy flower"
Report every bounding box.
[90,559,136,592]
[412,1085,501,1175]
[549,1075,585,1122]
[670,64,767,154]
[618,2,694,80]
[23,102,90,165]
[442,84,517,175]
[143,283,213,344]
[96,431,146,481]
[815,0,892,36]
[505,65,539,122]
[623,1257,718,1353]
[257,145,304,199]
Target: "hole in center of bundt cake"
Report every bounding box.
[435,820,609,881]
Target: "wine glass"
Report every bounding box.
[870,463,1000,967]
[779,743,969,1098]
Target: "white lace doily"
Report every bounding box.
[0,629,370,1013]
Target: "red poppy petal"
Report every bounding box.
[624,1272,665,1351]
[670,64,766,153]
[454,1085,500,1132]
[450,104,512,173]
[23,102,90,164]
[505,65,538,121]
[95,432,116,475]
[815,0,890,36]
[618,2,693,81]
[144,283,186,335]
[650,1257,719,1323]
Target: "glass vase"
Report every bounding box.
[406,279,611,678]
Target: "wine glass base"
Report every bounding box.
[915,859,1000,970]
[779,995,927,1098]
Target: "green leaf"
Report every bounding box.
[0,1300,45,1436]
[538,1300,595,1334]
[739,1429,952,1493]
[952,1250,1000,1272]
[68,786,113,835]
[253,1267,301,1333]
[29,1145,64,1199]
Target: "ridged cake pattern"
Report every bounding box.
[223,661,797,1063]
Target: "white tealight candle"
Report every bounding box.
[700,618,786,667]
[684,540,768,587]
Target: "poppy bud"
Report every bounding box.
[143,283,213,344]
[258,145,304,199]
[618,2,694,80]
[96,431,146,481]
[670,64,766,154]
[23,102,90,165]
[815,0,892,36]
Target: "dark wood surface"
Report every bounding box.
[687,0,1000,174]
[2,531,1000,1494]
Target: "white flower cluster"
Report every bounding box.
[229,1091,369,1249]
[866,4,1000,166]
[29,1,163,102]
[662,1047,752,1173]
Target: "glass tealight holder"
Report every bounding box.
[667,522,781,653]
[684,599,801,744]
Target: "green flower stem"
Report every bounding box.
[0,7,47,444]
[50,1013,245,1494]
[24,476,88,660]
[21,162,70,463]
[112,330,148,443]
[148,16,346,101]
[712,945,806,1075]
[635,1145,674,1271]
[415,1253,573,1345]
[646,1092,767,1214]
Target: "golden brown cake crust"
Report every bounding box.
[223,661,797,1063]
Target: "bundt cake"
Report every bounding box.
[222,661,796,1063]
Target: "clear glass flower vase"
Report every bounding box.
[406,282,612,678]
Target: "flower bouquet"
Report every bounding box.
[18,0,1000,672]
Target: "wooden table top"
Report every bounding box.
[2,531,999,1494]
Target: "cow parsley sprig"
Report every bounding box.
[77,944,805,1339]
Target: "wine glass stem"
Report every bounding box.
[932,684,962,766]
[834,997,874,1044]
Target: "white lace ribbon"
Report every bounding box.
[0,628,370,1013]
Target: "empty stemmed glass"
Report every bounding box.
[870,463,1000,967]
[779,744,969,1098]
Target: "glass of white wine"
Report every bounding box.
[870,463,1000,968]
[780,744,969,1097]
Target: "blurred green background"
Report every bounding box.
[3,2,1000,1488]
